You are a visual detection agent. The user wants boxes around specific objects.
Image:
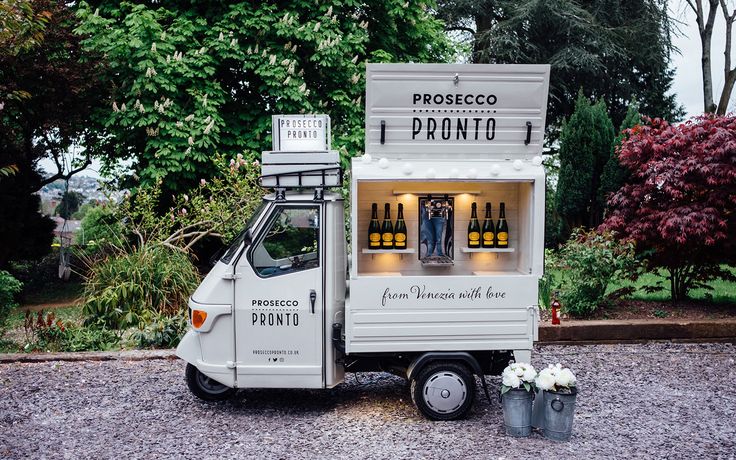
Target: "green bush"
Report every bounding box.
[550,229,640,317]
[82,244,200,329]
[130,312,188,349]
[0,270,23,331]
[23,310,120,352]
[79,204,125,247]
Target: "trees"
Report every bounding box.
[75,1,454,192]
[555,93,614,238]
[0,0,105,268]
[437,0,684,131]
[603,115,736,301]
[598,101,642,214]
[684,0,736,114]
[55,191,85,219]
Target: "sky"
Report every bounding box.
[670,0,733,118]
[42,1,733,180]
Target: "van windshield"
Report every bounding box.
[219,202,267,264]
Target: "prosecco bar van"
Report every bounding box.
[177,63,551,420]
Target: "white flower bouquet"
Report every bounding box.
[500,362,537,394]
[534,363,577,393]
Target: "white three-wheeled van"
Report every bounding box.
[177,63,551,420]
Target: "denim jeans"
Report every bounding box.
[426,217,445,256]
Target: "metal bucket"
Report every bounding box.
[501,389,534,437]
[542,388,578,441]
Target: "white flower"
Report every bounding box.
[555,368,576,388]
[151,42,157,52]
[120,103,126,112]
[326,6,333,16]
[291,45,297,52]
[536,369,556,391]
[202,94,208,107]
[351,55,358,64]
[284,41,292,50]
[204,120,215,134]
[219,32,224,41]
[522,366,537,383]
[112,102,119,112]
[200,179,207,186]
[269,54,276,65]
[351,74,360,84]
[514,366,524,377]
[314,22,321,32]
[284,76,291,85]
[281,58,290,66]
[502,371,521,389]
[183,194,189,202]
[230,38,238,47]
[188,136,194,146]
[185,114,194,122]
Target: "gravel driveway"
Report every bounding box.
[1,342,734,459]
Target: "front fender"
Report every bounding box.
[176,330,202,365]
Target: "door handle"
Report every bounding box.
[309,290,317,314]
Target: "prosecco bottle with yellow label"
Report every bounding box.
[393,203,407,249]
[381,203,394,249]
[482,202,495,248]
[368,203,381,249]
[467,202,481,248]
[496,202,509,248]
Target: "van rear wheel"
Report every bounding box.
[185,363,235,401]
[410,361,475,421]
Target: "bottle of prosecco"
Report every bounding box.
[496,202,509,248]
[393,203,407,249]
[482,202,495,248]
[381,203,394,249]
[467,202,481,248]
[368,203,381,249]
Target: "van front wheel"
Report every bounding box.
[185,363,235,401]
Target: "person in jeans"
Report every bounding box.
[424,197,451,257]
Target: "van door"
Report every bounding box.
[234,204,324,388]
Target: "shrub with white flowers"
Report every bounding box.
[535,363,577,393]
[500,362,537,394]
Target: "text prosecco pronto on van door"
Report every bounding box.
[411,93,497,141]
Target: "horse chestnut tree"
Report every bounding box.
[602,115,736,301]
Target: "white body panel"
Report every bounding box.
[365,64,550,158]
[346,275,538,353]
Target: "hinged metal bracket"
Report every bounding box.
[222,272,242,280]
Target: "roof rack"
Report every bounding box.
[260,165,342,188]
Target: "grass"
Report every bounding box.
[0,305,85,353]
[547,266,736,304]
[611,268,736,303]
[21,281,83,306]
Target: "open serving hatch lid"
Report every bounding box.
[365,63,550,160]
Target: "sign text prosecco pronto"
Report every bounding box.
[411,92,497,141]
[272,114,329,151]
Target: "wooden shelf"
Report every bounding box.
[461,247,515,253]
[362,248,416,254]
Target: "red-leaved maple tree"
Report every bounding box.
[602,115,736,301]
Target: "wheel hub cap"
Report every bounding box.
[423,371,467,414]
